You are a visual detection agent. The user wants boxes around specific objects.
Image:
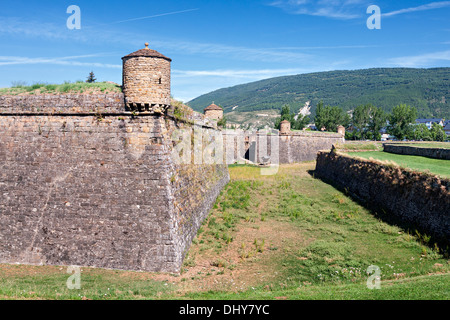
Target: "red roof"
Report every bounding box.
[204,103,223,111]
[122,43,172,62]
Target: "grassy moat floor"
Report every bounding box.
[0,163,448,300]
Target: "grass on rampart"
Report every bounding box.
[0,163,448,300]
[335,141,383,152]
[0,81,122,95]
[346,151,450,178]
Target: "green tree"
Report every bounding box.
[352,105,370,140]
[294,115,310,130]
[367,106,387,141]
[274,105,293,129]
[411,123,432,141]
[314,101,350,132]
[387,104,418,140]
[274,104,310,130]
[86,71,97,83]
[314,101,326,131]
[351,104,386,141]
[430,123,446,141]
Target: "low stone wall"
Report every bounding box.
[279,132,344,163]
[383,143,450,160]
[0,93,125,112]
[315,151,450,249]
[222,130,344,165]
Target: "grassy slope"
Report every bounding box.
[336,142,383,151]
[225,109,280,129]
[0,163,448,300]
[347,151,450,178]
[187,68,450,118]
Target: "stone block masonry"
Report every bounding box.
[122,47,171,111]
[0,97,229,273]
[315,151,450,249]
[0,93,125,112]
[221,130,344,165]
[383,143,450,160]
[278,132,344,164]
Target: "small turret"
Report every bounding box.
[122,43,172,112]
[204,102,224,121]
[280,120,291,135]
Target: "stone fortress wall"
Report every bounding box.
[221,130,344,165]
[0,42,347,273]
[0,93,125,111]
[0,44,229,273]
[315,150,450,249]
[0,99,229,273]
[278,131,344,164]
[383,143,450,160]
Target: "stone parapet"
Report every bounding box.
[0,93,125,114]
[383,143,450,160]
[315,151,450,249]
[0,111,229,273]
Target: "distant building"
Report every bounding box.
[381,133,395,141]
[280,120,291,135]
[444,121,450,137]
[337,125,346,136]
[204,103,224,121]
[415,118,445,129]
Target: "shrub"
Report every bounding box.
[59,84,72,93]
[31,83,46,90]
[45,84,57,91]
[11,80,27,88]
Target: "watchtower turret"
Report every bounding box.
[122,43,171,112]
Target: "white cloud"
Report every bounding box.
[0,17,71,41]
[269,0,368,19]
[0,16,311,64]
[387,50,450,67]
[0,55,121,69]
[383,1,450,17]
[153,40,312,63]
[173,68,308,79]
[107,8,199,25]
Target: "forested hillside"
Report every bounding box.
[187,68,450,119]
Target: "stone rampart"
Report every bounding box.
[0,94,229,273]
[0,93,125,112]
[278,131,344,163]
[222,130,344,165]
[315,151,450,249]
[383,143,450,160]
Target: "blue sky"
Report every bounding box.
[0,0,449,102]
